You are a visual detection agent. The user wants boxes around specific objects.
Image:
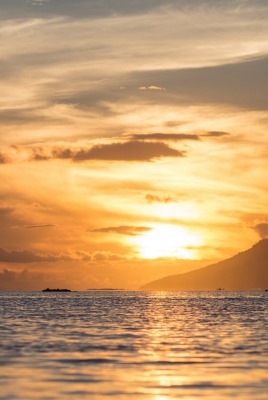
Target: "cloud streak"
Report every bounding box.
[91,226,152,236]
[202,131,230,137]
[130,133,200,141]
[24,224,56,229]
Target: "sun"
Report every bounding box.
[134,224,202,259]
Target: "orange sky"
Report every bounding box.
[0,0,268,290]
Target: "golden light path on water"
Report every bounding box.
[1,291,268,399]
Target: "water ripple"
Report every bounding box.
[1,291,268,399]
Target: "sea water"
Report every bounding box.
[0,291,268,399]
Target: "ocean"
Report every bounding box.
[1,291,268,399]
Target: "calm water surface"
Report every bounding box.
[0,291,268,399]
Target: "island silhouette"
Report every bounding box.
[141,239,268,291]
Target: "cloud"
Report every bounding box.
[252,223,268,239]
[91,225,152,236]
[3,1,268,21]
[1,2,268,147]
[24,224,56,229]
[90,251,126,262]
[0,267,74,291]
[145,194,173,203]
[202,131,230,137]
[3,0,186,20]
[131,57,268,110]
[0,152,8,164]
[32,148,50,161]
[0,204,15,215]
[130,133,200,141]
[138,86,166,91]
[52,148,73,159]
[53,141,185,161]
[0,246,65,263]
[0,268,45,291]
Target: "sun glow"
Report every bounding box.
[134,224,203,259]
[149,202,199,221]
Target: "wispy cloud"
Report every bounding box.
[91,225,152,236]
[1,2,268,145]
[24,224,56,229]
[130,133,200,141]
[145,194,173,204]
[202,131,230,137]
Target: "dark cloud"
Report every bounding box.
[91,225,152,236]
[32,153,50,161]
[53,141,185,162]
[52,148,73,159]
[130,133,200,141]
[28,131,228,164]
[32,148,50,161]
[146,193,173,203]
[0,246,64,263]
[252,223,268,239]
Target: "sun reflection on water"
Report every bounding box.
[1,291,267,400]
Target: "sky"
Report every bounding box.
[0,0,268,290]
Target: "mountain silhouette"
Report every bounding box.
[141,239,268,291]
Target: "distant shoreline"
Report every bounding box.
[42,288,72,292]
[86,288,126,291]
